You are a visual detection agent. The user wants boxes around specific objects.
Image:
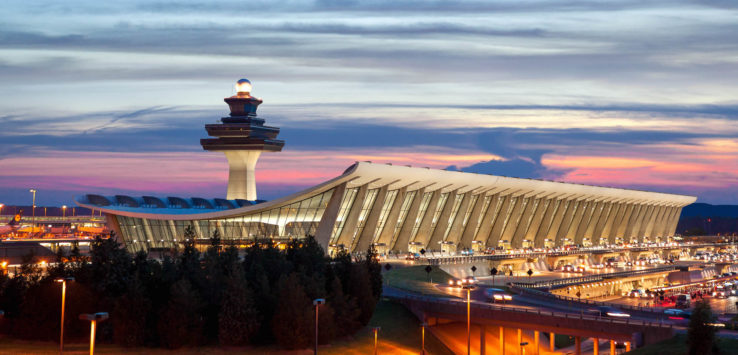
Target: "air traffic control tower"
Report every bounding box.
[200,79,284,201]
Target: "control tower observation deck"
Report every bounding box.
[200,79,285,201]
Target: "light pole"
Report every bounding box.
[520,341,529,355]
[372,326,381,355]
[313,298,325,355]
[463,284,475,355]
[62,205,67,219]
[29,189,36,236]
[421,322,428,355]
[79,313,108,355]
[0,203,4,216]
[55,277,74,355]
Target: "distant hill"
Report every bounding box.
[678,203,738,236]
[681,203,738,218]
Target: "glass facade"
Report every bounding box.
[116,189,334,253]
[373,189,399,241]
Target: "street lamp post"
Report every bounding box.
[29,189,36,236]
[463,283,475,355]
[55,277,74,355]
[79,313,108,355]
[372,326,381,355]
[62,205,67,219]
[313,298,325,355]
[520,341,529,355]
[0,203,4,216]
[421,322,428,355]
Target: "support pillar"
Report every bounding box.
[518,328,522,355]
[550,332,555,352]
[610,340,616,355]
[480,325,486,355]
[575,336,581,355]
[593,338,599,355]
[500,326,505,355]
[534,331,539,355]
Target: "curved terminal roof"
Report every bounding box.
[77,194,260,215]
[76,162,696,220]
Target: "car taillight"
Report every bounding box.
[668,316,684,320]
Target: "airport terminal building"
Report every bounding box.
[76,80,696,255]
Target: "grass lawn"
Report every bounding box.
[0,300,453,355]
[625,334,738,355]
[385,264,457,298]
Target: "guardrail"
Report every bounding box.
[511,266,678,289]
[421,243,733,265]
[386,288,673,330]
[510,285,668,316]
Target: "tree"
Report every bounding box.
[113,277,151,347]
[210,229,222,249]
[158,278,203,349]
[349,263,376,325]
[364,246,383,300]
[688,300,717,355]
[218,264,260,346]
[327,276,360,337]
[271,273,312,349]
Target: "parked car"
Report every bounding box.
[675,294,691,308]
[628,289,645,298]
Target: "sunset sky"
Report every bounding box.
[1,0,738,205]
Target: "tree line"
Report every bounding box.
[0,227,383,350]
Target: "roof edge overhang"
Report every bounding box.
[76,161,697,221]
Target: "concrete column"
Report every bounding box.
[666,207,683,236]
[511,196,540,248]
[223,150,262,200]
[610,340,616,355]
[658,206,679,238]
[335,183,368,247]
[315,183,347,251]
[354,185,389,252]
[614,203,637,240]
[546,199,571,244]
[393,188,426,252]
[557,199,583,243]
[501,196,530,248]
[566,200,592,243]
[623,204,645,240]
[575,336,581,355]
[500,326,505,355]
[636,205,658,242]
[445,192,473,247]
[534,330,539,355]
[413,190,442,248]
[526,198,551,247]
[517,328,522,354]
[458,193,485,249]
[376,187,406,247]
[475,194,503,246]
[593,338,599,355]
[643,205,666,240]
[550,332,555,352]
[598,202,622,244]
[533,198,559,247]
[480,325,486,355]
[585,201,608,245]
[428,190,460,248]
[574,200,598,244]
[488,194,517,248]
